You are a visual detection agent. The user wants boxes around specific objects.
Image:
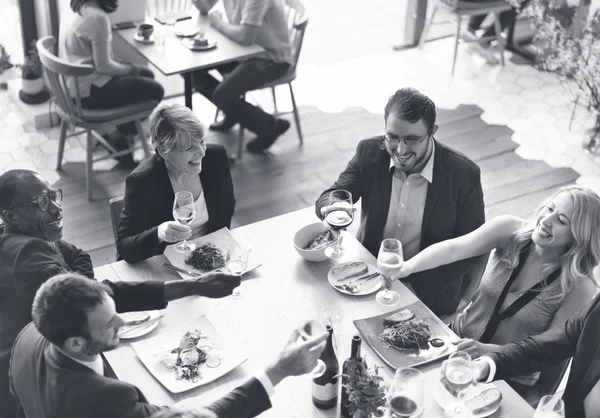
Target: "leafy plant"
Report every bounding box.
[17,40,43,80]
[0,44,13,71]
[342,356,388,418]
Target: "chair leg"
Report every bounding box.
[493,12,505,66]
[135,120,151,158]
[237,127,244,160]
[451,15,462,76]
[271,87,277,114]
[86,129,94,201]
[56,119,68,170]
[288,83,303,145]
[419,4,437,49]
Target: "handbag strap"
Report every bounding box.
[479,242,561,343]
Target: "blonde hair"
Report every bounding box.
[495,185,600,302]
[149,104,206,156]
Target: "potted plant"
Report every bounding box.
[17,41,44,96]
[0,44,14,90]
[342,356,388,418]
[520,0,600,152]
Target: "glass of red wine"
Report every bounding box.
[444,351,474,418]
[297,319,327,378]
[323,190,354,260]
[376,238,403,306]
[172,191,196,253]
[387,367,424,418]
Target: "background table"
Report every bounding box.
[97,207,534,417]
[113,13,265,109]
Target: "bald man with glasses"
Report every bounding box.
[316,88,485,317]
[0,169,241,418]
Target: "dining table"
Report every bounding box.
[96,206,535,417]
[112,12,265,109]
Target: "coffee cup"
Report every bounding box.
[137,23,154,39]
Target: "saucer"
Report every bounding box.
[175,26,200,37]
[134,33,155,44]
[181,38,217,51]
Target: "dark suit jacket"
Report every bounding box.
[0,230,168,418]
[10,324,272,418]
[315,137,485,315]
[489,295,600,418]
[117,144,235,263]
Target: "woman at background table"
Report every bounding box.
[398,185,600,392]
[59,0,165,166]
[117,104,235,263]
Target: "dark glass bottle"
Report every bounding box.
[340,335,362,418]
[312,325,340,409]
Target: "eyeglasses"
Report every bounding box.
[384,132,430,147]
[9,189,63,212]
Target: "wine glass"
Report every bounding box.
[375,238,403,306]
[444,351,474,418]
[387,368,424,417]
[297,319,327,378]
[172,191,196,253]
[226,245,249,299]
[534,395,565,418]
[323,190,354,260]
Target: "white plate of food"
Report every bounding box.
[327,261,382,296]
[118,310,165,339]
[433,380,502,417]
[131,315,248,393]
[163,227,261,279]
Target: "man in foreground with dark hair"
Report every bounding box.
[316,87,485,316]
[10,274,327,418]
[0,169,241,418]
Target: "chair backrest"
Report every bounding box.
[283,0,309,70]
[109,196,125,245]
[36,37,94,126]
[146,0,194,19]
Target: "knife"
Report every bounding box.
[162,262,202,277]
[335,271,380,284]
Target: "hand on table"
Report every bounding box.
[208,11,223,27]
[190,271,241,298]
[397,260,414,279]
[158,221,192,243]
[452,338,493,359]
[265,329,328,387]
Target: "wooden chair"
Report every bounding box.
[108,196,125,245]
[36,37,156,200]
[145,0,195,22]
[216,0,308,160]
[419,0,514,75]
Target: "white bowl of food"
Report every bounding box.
[293,222,337,262]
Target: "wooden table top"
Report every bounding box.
[96,207,534,417]
[113,12,265,76]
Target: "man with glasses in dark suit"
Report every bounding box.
[0,169,241,418]
[316,87,485,316]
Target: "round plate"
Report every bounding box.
[433,380,500,418]
[133,33,155,44]
[118,311,162,340]
[327,262,382,296]
[175,25,201,37]
[181,38,217,51]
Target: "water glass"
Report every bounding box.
[534,395,565,418]
[387,368,424,417]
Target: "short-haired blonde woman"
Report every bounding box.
[117,104,235,263]
[398,185,600,391]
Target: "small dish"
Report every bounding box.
[327,262,382,296]
[134,33,155,44]
[118,310,165,339]
[433,380,501,418]
[175,26,201,37]
[181,38,217,51]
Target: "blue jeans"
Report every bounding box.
[193,58,290,137]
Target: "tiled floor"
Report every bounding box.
[2,1,600,192]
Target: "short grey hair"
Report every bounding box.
[149,104,206,155]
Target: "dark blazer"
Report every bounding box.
[10,324,272,418]
[489,295,600,418]
[0,230,168,418]
[316,137,485,315]
[117,144,235,263]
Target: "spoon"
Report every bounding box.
[344,274,380,293]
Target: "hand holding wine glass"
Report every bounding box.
[173,191,196,253]
[376,238,403,306]
[387,367,424,418]
[323,190,354,260]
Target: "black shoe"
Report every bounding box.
[209,116,236,132]
[246,119,291,153]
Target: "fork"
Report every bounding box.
[333,272,379,291]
